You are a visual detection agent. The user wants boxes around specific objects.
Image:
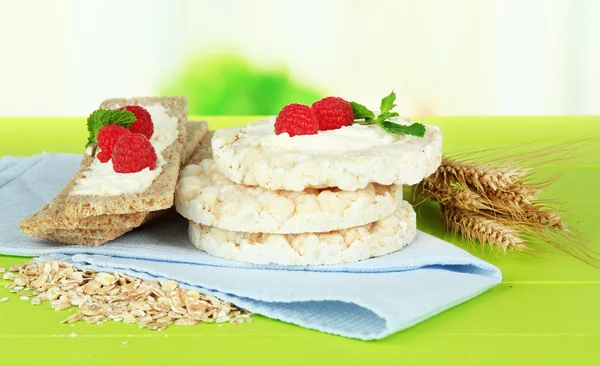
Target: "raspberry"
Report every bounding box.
[111,133,157,173]
[274,103,319,137]
[311,96,354,131]
[96,124,131,163]
[119,106,153,139]
[96,150,111,163]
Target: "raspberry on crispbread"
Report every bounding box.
[119,105,153,139]
[97,124,131,162]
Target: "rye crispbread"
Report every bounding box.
[187,130,214,163]
[35,232,123,247]
[22,208,174,246]
[64,96,188,218]
[39,134,209,246]
[182,122,209,164]
[19,184,148,231]
[19,122,207,246]
[44,227,132,240]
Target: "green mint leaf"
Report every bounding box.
[379,91,397,114]
[86,109,136,146]
[379,121,426,137]
[350,101,375,122]
[375,111,399,125]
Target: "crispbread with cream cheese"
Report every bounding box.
[64,96,188,217]
[20,122,207,237]
[176,155,403,234]
[188,200,417,265]
[212,117,442,191]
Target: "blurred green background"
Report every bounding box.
[1,0,599,117]
[161,53,324,115]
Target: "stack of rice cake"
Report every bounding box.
[20,96,208,246]
[175,118,442,265]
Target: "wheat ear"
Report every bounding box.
[441,205,527,253]
[431,157,529,191]
[413,179,488,211]
[484,184,542,206]
[416,178,565,229]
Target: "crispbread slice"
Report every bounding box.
[182,122,209,164]
[187,130,214,163]
[20,186,148,231]
[20,122,207,236]
[44,227,132,240]
[21,208,172,246]
[64,96,187,218]
[35,233,120,247]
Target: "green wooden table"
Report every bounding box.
[0,116,599,365]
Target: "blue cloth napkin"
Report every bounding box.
[0,153,501,340]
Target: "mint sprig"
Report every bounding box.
[350,102,375,122]
[350,91,426,137]
[380,92,397,114]
[86,109,136,146]
[380,120,426,136]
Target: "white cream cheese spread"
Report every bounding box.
[250,117,400,153]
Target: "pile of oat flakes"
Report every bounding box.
[1,260,251,330]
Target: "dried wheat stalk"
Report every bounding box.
[430,157,529,192]
[520,206,565,229]
[440,200,593,263]
[485,183,542,204]
[480,205,565,229]
[410,140,600,266]
[441,205,527,253]
[415,177,565,229]
[474,190,565,229]
[413,179,488,211]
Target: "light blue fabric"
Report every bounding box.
[0,154,501,340]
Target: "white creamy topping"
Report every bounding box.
[72,158,166,195]
[145,104,178,154]
[71,104,178,196]
[247,117,404,153]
